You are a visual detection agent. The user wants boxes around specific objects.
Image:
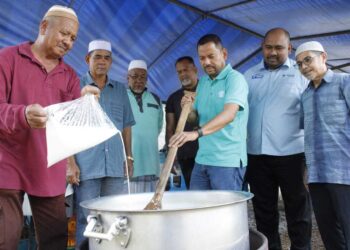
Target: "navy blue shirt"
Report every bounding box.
[301,69,350,184]
[75,73,135,181]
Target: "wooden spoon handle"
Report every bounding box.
[144,94,194,210]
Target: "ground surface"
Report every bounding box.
[248,200,325,250]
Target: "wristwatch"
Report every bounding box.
[197,128,203,138]
[127,156,134,162]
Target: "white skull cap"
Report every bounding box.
[44,5,78,23]
[128,60,147,71]
[295,41,325,57]
[88,40,112,53]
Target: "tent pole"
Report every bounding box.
[168,0,263,39]
[148,17,202,69]
[208,0,256,13]
[233,47,261,69]
[331,62,350,70]
[291,30,350,40]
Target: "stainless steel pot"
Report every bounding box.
[81,191,253,250]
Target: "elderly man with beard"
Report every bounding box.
[169,34,249,191]
[0,5,99,250]
[296,41,350,250]
[127,60,163,193]
[244,28,312,250]
[165,56,199,189]
[67,40,135,248]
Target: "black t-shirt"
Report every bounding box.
[166,88,199,159]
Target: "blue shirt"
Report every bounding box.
[127,89,163,177]
[194,64,249,167]
[244,58,308,155]
[75,73,135,181]
[301,69,350,185]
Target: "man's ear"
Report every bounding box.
[39,20,49,35]
[85,54,90,65]
[321,52,328,63]
[288,43,292,55]
[127,72,131,84]
[222,48,228,61]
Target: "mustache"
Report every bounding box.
[204,65,215,69]
[58,44,69,51]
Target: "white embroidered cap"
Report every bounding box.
[44,5,78,23]
[88,40,112,53]
[128,60,147,71]
[295,41,325,57]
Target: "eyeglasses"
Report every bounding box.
[296,54,320,68]
[128,74,147,81]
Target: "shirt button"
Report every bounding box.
[105,149,109,152]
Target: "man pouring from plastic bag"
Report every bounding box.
[0,5,99,250]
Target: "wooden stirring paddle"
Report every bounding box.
[144,91,195,210]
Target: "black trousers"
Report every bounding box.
[245,154,312,250]
[309,183,350,250]
[178,158,195,190]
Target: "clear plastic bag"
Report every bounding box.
[45,94,119,167]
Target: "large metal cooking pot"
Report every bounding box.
[81,191,253,250]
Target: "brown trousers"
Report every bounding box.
[0,189,67,250]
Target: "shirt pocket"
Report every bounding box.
[147,103,159,109]
[323,100,348,125]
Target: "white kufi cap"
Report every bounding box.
[88,40,112,53]
[44,5,78,23]
[295,41,325,57]
[128,60,147,71]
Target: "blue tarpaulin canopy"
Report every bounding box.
[1,0,349,100]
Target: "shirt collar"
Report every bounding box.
[207,64,232,81]
[323,69,334,83]
[85,72,114,88]
[259,58,291,71]
[18,42,68,72]
[18,42,35,59]
[307,69,333,89]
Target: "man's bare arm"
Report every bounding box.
[169,103,240,147]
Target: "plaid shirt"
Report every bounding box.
[301,69,350,184]
[75,73,135,181]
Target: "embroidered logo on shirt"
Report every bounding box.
[282,74,295,77]
[252,73,264,79]
[218,91,225,98]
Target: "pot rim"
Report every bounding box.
[80,190,254,213]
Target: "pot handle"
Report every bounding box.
[84,215,131,248]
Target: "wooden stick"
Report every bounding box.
[144,92,194,210]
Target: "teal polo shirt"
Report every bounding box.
[194,64,249,167]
